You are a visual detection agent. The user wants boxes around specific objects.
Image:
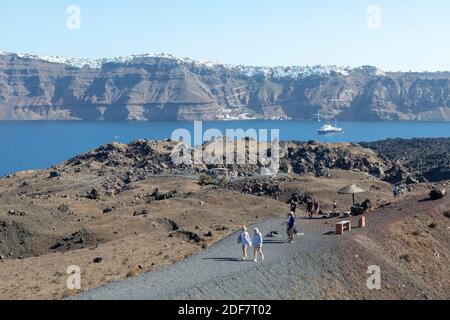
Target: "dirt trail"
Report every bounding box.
[72,218,340,300]
[73,194,450,300]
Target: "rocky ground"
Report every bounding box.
[74,193,450,300]
[53,138,427,184]
[361,138,450,182]
[0,138,448,299]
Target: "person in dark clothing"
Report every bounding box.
[306,198,314,219]
[393,185,400,198]
[289,200,298,213]
[286,212,296,243]
[313,199,320,215]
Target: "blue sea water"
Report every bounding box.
[0,120,449,176]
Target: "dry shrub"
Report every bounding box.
[428,223,438,229]
[198,174,214,186]
[400,254,412,263]
[126,265,143,278]
[61,289,81,299]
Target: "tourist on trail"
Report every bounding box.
[290,199,298,213]
[314,199,320,215]
[286,213,296,243]
[393,185,400,198]
[333,200,338,213]
[306,198,314,219]
[238,226,252,260]
[252,228,264,262]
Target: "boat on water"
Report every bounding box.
[317,119,343,134]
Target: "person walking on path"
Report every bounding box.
[393,185,400,198]
[238,226,252,260]
[306,198,314,219]
[289,199,298,214]
[286,213,297,243]
[314,199,320,216]
[252,228,264,262]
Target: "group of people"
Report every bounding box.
[237,197,340,261]
[237,226,264,262]
[237,213,298,261]
[393,184,405,198]
[305,198,321,219]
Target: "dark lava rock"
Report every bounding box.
[133,209,149,217]
[384,165,407,184]
[7,210,26,216]
[215,226,229,231]
[405,175,419,185]
[429,189,446,200]
[155,218,180,232]
[51,229,96,252]
[49,171,59,178]
[87,188,101,200]
[103,207,113,214]
[147,188,178,202]
[175,230,202,243]
[361,138,450,183]
[239,180,282,198]
[155,190,177,201]
[93,257,103,264]
[57,204,71,213]
[368,164,385,179]
[204,231,213,237]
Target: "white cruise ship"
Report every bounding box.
[317,120,343,134]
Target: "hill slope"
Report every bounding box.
[1,52,449,121]
[73,194,449,300]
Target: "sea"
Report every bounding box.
[0,120,449,177]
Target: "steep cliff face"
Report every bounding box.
[0,53,449,121]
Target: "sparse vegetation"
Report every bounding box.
[428,223,438,229]
[444,210,450,219]
[400,254,412,262]
[198,174,214,186]
[216,176,229,188]
[126,266,143,278]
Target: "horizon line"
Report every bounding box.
[1,50,450,74]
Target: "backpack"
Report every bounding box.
[237,234,242,244]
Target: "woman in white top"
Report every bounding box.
[252,228,264,262]
[238,226,252,260]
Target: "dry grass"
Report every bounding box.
[428,223,438,229]
[126,266,144,278]
[400,254,412,262]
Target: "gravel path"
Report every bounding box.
[73,218,341,300]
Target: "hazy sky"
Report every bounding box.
[1,0,449,71]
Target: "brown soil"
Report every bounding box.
[0,140,448,300]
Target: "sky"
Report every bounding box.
[1,0,449,71]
